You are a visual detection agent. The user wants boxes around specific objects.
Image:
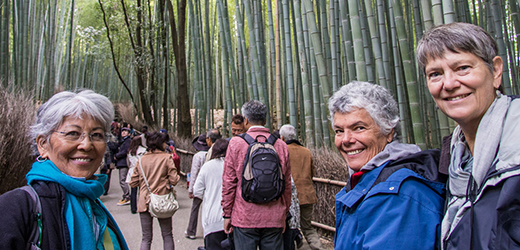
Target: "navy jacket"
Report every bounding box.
[115,136,131,168]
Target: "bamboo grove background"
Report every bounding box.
[1,0,519,149]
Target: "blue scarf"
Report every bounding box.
[26,160,112,250]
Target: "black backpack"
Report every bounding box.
[239,133,285,203]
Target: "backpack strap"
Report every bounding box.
[20,185,42,248]
[239,133,255,145]
[266,134,277,145]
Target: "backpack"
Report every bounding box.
[20,185,42,250]
[239,133,285,203]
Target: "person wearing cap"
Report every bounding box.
[185,133,210,239]
[114,127,132,206]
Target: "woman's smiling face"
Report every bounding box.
[37,116,107,179]
[333,108,393,172]
[425,51,502,130]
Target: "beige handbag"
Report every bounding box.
[138,157,179,218]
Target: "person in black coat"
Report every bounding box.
[114,127,132,205]
[101,134,119,195]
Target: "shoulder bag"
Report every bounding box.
[138,157,179,218]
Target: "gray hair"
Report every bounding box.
[30,90,115,154]
[279,124,297,141]
[206,128,222,143]
[417,22,498,74]
[328,81,399,138]
[241,100,267,125]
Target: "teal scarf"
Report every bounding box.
[26,160,116,250]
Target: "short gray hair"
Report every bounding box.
[241,100,267,125]
[206,128,222,143]
[328,81,399,138]
[417,22,498,74]
[279,124,297,141]
[30,90,114,153]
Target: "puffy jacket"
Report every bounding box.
[0,181,127,250]
[335,150,446,250]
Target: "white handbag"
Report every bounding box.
[138,157,179,218]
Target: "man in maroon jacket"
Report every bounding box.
[222,100,291,250]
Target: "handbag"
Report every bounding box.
[138,157,179,218]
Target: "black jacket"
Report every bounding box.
[0,181,127,250]
[115,136,131,168]
[0,181,70,249]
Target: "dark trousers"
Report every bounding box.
[186,197,203,236]
[131,187,138,213]
[283,228,298,250]
[100,167,111,195]
[204,230,227,250]
[233,227,283,250]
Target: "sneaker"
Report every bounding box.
[184,231,196,239]
[117,199,130,206]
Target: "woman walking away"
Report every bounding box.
[0,90,128,249]
[127,135,147,214]
[193,138,229,250]
[417,22,520,249]
[130,132,180,250]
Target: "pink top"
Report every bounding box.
[221,126,291,228]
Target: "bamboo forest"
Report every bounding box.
[1,0,519,149]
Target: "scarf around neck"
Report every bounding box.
[442,94,511,245]
[351,140,421,175]
[26,160,108,250]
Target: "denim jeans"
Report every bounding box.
[233,227,283,250]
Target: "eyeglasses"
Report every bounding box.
[53,130,108,143]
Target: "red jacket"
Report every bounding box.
[221,126,291,228]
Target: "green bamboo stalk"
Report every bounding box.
[364,0,387,88]
[282,0,297,128]
[216,0,233,131]
[491,0,512,95]
[302,0,331,100]
[431,0,444,25]
[392,0,426,149]
[235,0,254,100]
[320,0,332,92]
[359,0,375,83]
[443,0,456,23]
[346,0,368,81]
[330,0,339,91]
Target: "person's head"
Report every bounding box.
[279,124,297,142]
[192,133,210,151]
[142,125,148,133]
[206,129,222,147]
[241,100,267,128]
[231,114,245,136]
[417,22,503,136]
[31,90,114,179]
[159,128,168,134]
[328,81,398,172]
[121,127,131,137]
[146,132,169,152]
[129,136,143,156]
[210,139,229,160]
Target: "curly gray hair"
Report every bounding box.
[30,90,114,154]
[328,81,399,138]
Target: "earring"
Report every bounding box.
[496,89,502,97]
[99,158,105,168]
[36,156,47,162]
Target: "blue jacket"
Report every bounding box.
[335,150,446,250]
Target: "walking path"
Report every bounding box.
[100,173,205,250]
[101,171,323,250]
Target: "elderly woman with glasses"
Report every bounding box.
[0,90,128,250]
[330,81,446,250]
[417,22,520,250]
